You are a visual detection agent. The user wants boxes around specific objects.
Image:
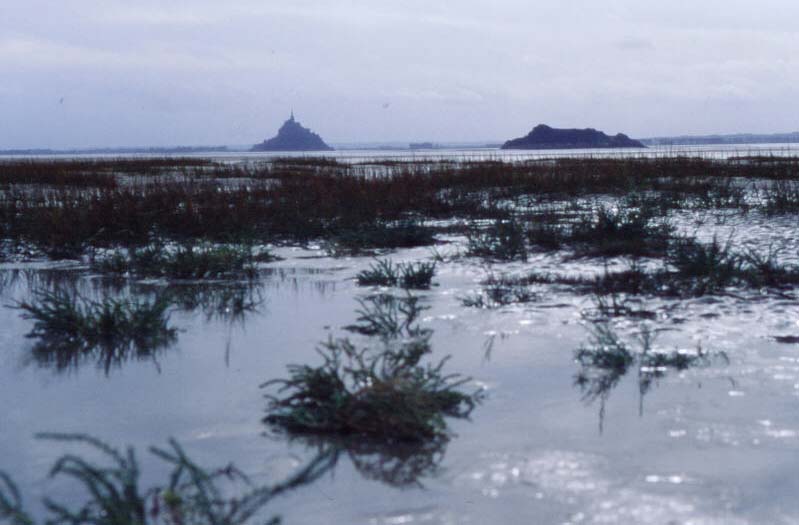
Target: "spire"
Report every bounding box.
[290,109,295,122]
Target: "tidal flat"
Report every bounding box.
[2,154,799,524]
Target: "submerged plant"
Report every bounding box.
[574,322,726,432]
[262,295,481,442]
[0,433,328,525]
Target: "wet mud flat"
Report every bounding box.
[2,156,799,524]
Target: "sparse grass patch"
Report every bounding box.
[568,206,673,258]
[331,220,436,254]
[460,274,538,308]
[763,180,799,214]
[94,243,267,280]
[466,219,527,261]
[356,259,436,290]
[262,295,481,442]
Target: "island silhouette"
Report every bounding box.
[502,124,645,150]
[252,112,333,152]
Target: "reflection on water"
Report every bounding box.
[281,435,448,489]
[141,281,265,325]
[574,322,726,433]
[4,269,268,374]
[16,288,178,375]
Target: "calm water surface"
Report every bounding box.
[2,206,799,524]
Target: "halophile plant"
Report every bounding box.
[574,322,726,432]
[94,243,264,280]
[13,289,177,374]
[356,259,437,290]
[262,295,482,442]
[466,218,527,262]
[0,433,330,525]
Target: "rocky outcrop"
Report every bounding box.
[252,113,333,152]
[501,124,645,150]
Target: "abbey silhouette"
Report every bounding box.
[252,112,333,152]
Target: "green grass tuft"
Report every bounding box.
[356,259,436,290]
[94,243,267,280]
[14,290,177,373]
[262,295,481,442]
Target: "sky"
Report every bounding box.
[2,0,799,148]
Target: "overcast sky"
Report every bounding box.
[2,1,799,148]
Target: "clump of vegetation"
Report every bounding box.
[526,221,565,251]
[6,156,799,261]
[585,292,657,320]
[262,295,481,442]
[739,246,799,288]
[762,180,799,214]
[466,219,527,261]
[331,220,436,254]
[14,290,177,373]
[356,259,436,290]
[567,206,673,258]
[0,433,327,525]
[667,236,741,293]
[460,274,538,308]
[94,243,268,280]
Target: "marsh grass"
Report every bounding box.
[460,274,538,308]
[262,295,481,442]
[586,292,657,320]
[567,206,673,258]
[356,259,437,290]
[466,219,527,261]
[512,236,799,301]
[0,433,329,525]
[4,156,799,260]
[330,220,436,254]
[94,243,267,280]
[14,290,177,373]
[762,180,799,214]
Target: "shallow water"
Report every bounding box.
[7,142,799,163]
[2,212,799,523]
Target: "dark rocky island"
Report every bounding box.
[252,112,333,152]
[502,124,645,150]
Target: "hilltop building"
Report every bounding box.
[251,112,333,152]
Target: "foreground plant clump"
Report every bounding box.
[262,295,482,442]
[0,433,327,525]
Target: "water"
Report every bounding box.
[6,142,799,162]
[2,188,799,523]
